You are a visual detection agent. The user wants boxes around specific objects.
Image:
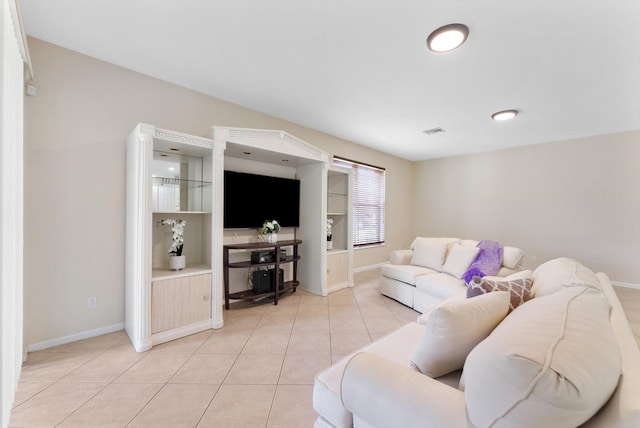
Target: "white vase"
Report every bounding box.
[327,240,333,251]
[169,255,186,270]
[266,233,278,244]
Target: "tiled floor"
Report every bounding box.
[10,269,419,427]
[10,271,640,427]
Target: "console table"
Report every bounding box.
[223,239,301,309]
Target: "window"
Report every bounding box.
[333,157,385,247]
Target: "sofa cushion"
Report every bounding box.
[467,270,534,313]
[502,246,524,269]
[410,291,510,378]
[442,244,480,279]
[464,286,621,428]
[533,257,602,297]
[381,264,438,286]
[415,273,466,299]
[410,237,461,251]
[313,322,426,428]
[410,241,448,271]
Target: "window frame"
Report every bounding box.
[332,156,385,248]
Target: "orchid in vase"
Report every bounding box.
[159,219,186,256]
[262,220,280,244]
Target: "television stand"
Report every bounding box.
[223,240,301,309]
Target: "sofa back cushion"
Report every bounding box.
[502,246,524,269]
[533,257,602,297]
[411,241,448,271]
[409,291,510,378]
[463,286,621,428]
[442,244,480,279]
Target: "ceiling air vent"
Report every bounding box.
[422,127,445,135]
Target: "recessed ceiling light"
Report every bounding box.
[168,167,175,171]
[427,23,469,52]
[491,109,519,121]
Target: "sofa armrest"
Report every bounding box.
[341,353,471,428]
[389,249,413,265]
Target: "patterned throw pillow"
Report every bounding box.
[467,275,533,312]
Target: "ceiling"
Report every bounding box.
[19,0,640,161]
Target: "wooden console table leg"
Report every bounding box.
[273,246,280,305]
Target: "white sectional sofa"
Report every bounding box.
[380,237,524,313]
[313,258,640,428]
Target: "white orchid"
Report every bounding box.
[262,219,281,234]
[159,219,186,256]
[326,218,334,238]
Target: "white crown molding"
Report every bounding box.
[8,0,33,78]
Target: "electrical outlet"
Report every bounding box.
[87,296,97,309]
[531,255,537,262]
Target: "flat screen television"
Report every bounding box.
[224,170,301,229]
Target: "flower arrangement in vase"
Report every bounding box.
[159,219,186,270]
[326,218,334,251]
[262,220,280,244]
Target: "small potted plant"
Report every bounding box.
[159,219,186,270]
[262,219,280,244]
[326,218,334,251]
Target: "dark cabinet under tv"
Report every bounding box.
[223,240,301,309]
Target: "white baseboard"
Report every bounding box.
[354,261,388,273]
[151,319,213,347]
[27,322,125,353]
[327,281,353,294]
[612,281,640,290]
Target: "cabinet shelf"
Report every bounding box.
[152,263,212,281]
[227,255,301,269]
[228,280,300,301]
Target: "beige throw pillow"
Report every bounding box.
[442,244,480,279]
[410,241,448,271]
[409,291,510,378]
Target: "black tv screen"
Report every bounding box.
[224,170,301,229]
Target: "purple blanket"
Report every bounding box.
[462,240,503,284]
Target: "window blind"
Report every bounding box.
[333,157,385,247]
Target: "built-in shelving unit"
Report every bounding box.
[125,123,225,352]
[326,166,354,291]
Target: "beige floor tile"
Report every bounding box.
[170,353,237,384]
[129,383,219,428]
[299,294,329,306]
[267,385,318,427]
[9,381,106,427]
[11,381,52,408]
[197,384,276,428]
[278,354,332,385]
[224,354,285,385]
[330,333,371,355]
[40,330,127,354]
[297,304,330,316]
[198,330,251,354]
[331,354,348,364]
[287,333,331,355]
[329,304,362,318]
[292,315,330,333]
[255,313,296,332]
[150,330,213,354]
[62,351,144,382]
[20,352,99,382]
[329,316,368,334]
[106,337,141,354]
[242,332,291,354]
[115,353,190,383]
[220,314,263,332]
[57,382,161,428]
[364,317,402,336]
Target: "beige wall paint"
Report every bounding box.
[24,38,413,346]
[412,130,640,283]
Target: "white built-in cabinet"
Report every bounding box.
[125,124,354,351]
[326,166,354,292]
[125,123,224,352]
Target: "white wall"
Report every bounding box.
[23,38,414,348]
[1,1,29,425]
[412,130,640,283]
